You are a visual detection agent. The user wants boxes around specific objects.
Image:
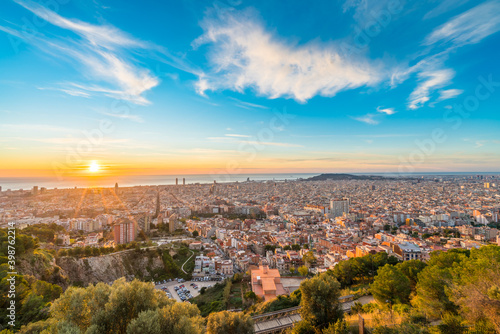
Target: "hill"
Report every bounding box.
[304,173,391,181]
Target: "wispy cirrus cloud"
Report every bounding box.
[228,97,270,110]
[353,106,397,125]
[0,0,199,105]
[207,135,301,147]
[352,114,380,125]
[423,0,471,20]
[193,7,384,102]
[399,1,500,110]
[437,88,463,101]
[408,68,455,109]
[425,0,500,47]
[225,134,251,138]
[238,140,303,148]
[100,111,144,123]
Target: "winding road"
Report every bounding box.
[181,250,195,274]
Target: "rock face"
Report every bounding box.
[17,249,69,288]
[55,249,165,287]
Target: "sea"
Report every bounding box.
[0,172,499,191]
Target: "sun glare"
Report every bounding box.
[89,161,100,173]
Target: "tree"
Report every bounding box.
[289,266,296,275]
[302,251,316,267]
[84,246,92,257]
[291,320,315,334]
[192,231,199,238]
[244,291,258,303]
[58,249,67,257]
[292,244,301,251]
[126,302,204,334]
[322,318,350,334]
[73,247,82,256]
[92,247,101,256]
[298,265,309,277]
[264,245,276,252]
[330,252,394,287]
[412,250,467,319]
[206,311,254,334]
[48,278,173,334]
[396,260,427,291]
[299,272,343,330]
[436,313,466,334]
[350,302,363,315]
[413,264,458,319]
[371,264,411,306]
[448,245,500,332]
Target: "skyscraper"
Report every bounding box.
[176,178,178,186]
[168,213,177,233]
[115,183,119,194]
[113,220,136,244]
[154,192,160,218]
[183,178,185,185]
[330,198,350,218]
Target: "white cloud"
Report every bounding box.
[425,0,500,47]
[437,88,463,101]
[376,106,397,115]
[408,68,455,109]
[423,0,471,20]
[342,0,399,24]
[238,140,303,148]
[100,111,144,123]
[193,7,383,102]
[225,134,251,138]
[228,97,269,109]
[0,0,197,104]
[352,114,379,125]
[399,1,500,110]
[14,0,146,49]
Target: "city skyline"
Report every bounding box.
[1,0,500,179]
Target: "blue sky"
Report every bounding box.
[1,0,500,176]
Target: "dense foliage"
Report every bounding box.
[329,252,399,287]
[293,272,344,333]
[0,230,62,331]
[367,246,500,333]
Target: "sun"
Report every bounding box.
[89,161,100,173]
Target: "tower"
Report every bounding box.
[183,178,185,185]
[154,192,160,218]
[176,178,178,186]
[330,198,350,218]
[115,183,119,194]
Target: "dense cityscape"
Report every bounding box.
[1,174,500,332]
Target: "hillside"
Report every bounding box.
[55,249,166,287]
[304,173,392,181]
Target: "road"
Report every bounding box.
[181,250,195,274]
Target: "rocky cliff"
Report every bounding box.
[55,249,165,287]
[18,248,166,289]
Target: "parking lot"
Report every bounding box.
[154,277,225,302]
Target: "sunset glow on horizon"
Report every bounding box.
[89,161,100,173]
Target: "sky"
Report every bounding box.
[1,0,500,178]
